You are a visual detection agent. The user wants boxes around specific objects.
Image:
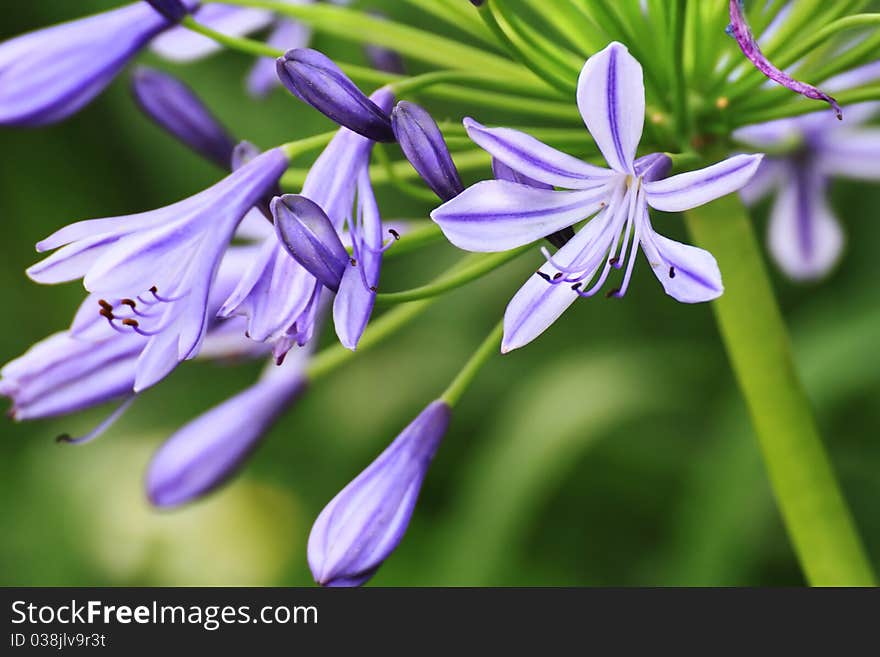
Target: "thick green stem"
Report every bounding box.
[441,320,504,407]
[684,194,875,586]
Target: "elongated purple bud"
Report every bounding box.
[147,366,306,508]
[145,0,193,23]
[273,194,349,292]
[276,48,395,142]
[308,400,451,587]
[131,67,236,170]
[391,101,464,201]
[634,152,672,182]
[727,0,841,119]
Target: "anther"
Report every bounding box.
[553,272,563,280]
[121,298,137,308]
[605,288,620,299]
[55,433,73,444]
[669,266,676,279]
[149,285,158,294]
[572,282,583,291]
[98,299,113,311]
[388,229,400,240]
[350,257,357,266]
[99,307,115,320]
[609,257,620,267]
[369,285,377,292]
[536,271,552,282]
[121,318,139,328]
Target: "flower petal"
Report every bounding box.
[576,42,645,174]
[739,158,785,206]
[645,154,763,212]
[431,180,610,252]
[464,118,613,189]
[817,128,880,180]
[151,5,273,62]
[640,218,723,303]
[768,167,843,281]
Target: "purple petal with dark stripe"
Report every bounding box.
[645,154,763,212]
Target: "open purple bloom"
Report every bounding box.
[735,61,880,280]
[146,348,309,508]
[431,43,763,352]
[727,0,841,118]
[131,67,237,169]
[392,101,464,202]
[277,48,395,142]
[308,400,451,587]
[27,148,289,392]
[1,246,268,441]
[0,0,197,127]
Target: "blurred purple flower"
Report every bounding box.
[432,43,763,352]
[0,0,197,127]
[735,61,880,280]
[131,66,237,169]
[308,400,451,587]
[26,148,289,392]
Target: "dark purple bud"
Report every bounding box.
[144,0,193,23]
[308,400,451,587]
[727,0,841,119]
[131,67,236,170]
[492,158,553,190]
[273,194,349,292]
[391,101,464,201]
[634,152,673,182]
[276,48,395,142]
[364,12,406,75]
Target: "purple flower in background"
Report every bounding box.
[247,6,314,98]
[735,61,880,280]
[1,246,268,441]
[308,400,451,587]
[146,347,309,507]
[226,88,395,354]
[131,66,237,169]
[0,0,197,127]
[392,101,464,202]
[277,48,395,142]
[144,0,193,24]
[432,43,763,352]
[727,0,841,118]
[26,148,289,392]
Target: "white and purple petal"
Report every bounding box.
[645,154,763,212]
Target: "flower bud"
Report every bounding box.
[308,400,451,586]
[131,67,236,170]
[273,194,349,292]
[277,48,395,142]
[391,101,464,201]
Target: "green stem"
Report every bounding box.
[670,0,690,143]
[180,16,278,57]
[280,131,337,159]
[441,320,504,407]
[306,299,433,381]
[684,194,875,586]
[376,245,533,306]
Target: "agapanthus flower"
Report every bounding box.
[0,246,267,441]
[227,88,395,354]
[727,0,841,117]
[131,66,237,169]
[431,43,763,352]
[146,346,310,507]
[308,400,451,587]
[735,61,880,280]
[26,148,289,392]
[0,0,197,127]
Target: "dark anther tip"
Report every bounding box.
[389,229,400,240]
[571,282,582,291]
[122,318,139,328]
[669,266,676,279]
[536,271,552,282]
[350,257,358,266]
[55,434,73,444]
[121,298,137,308]
[552,272,563,280]
[605,288,620,299]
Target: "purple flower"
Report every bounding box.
[392,101,464,202]
[308,400,451,587]
[0,1,198,127]
[1,246,268,440]
[727,0,841,118]
[26,148,289,392]
[735,61,880,280]
[431,43,763,352]
[226,89,395,354]
[277,48,395,142]
[146,349,309,507]
[131,67,237,169]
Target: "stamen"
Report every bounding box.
[150,286,188,303]
[120,298,137,308]
[605,288,620,299]
[389,229,400,240]
[350,257,357,266]
[56,396,136,445]
[669,266,676,279]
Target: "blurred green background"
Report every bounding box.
[1,1,879,587]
